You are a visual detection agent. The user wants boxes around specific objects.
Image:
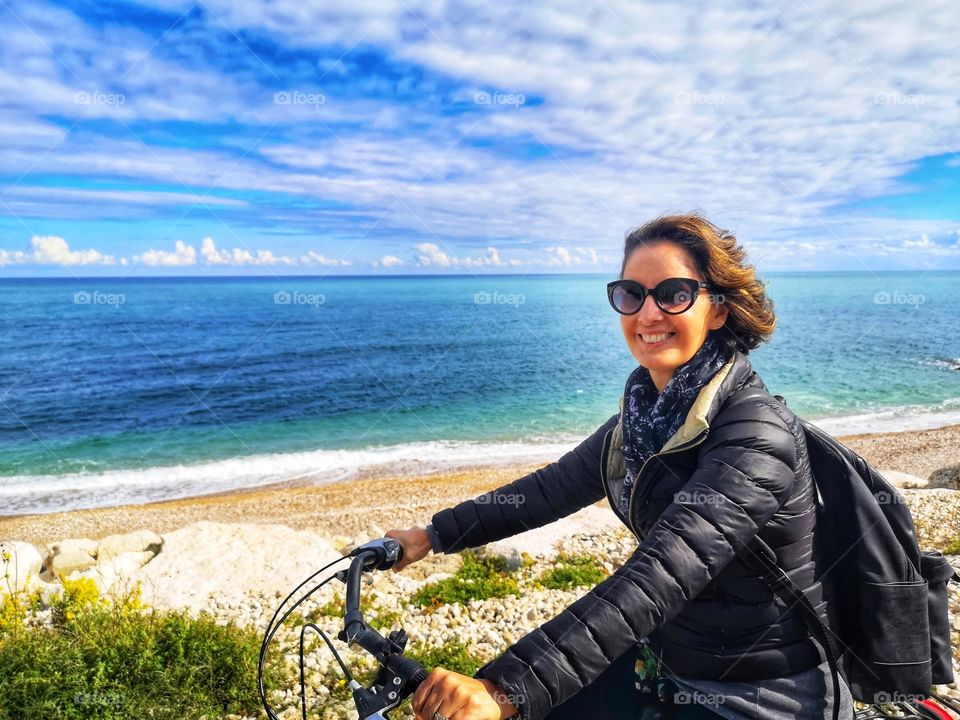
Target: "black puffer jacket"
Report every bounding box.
[429,350,832,720]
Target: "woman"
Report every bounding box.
[386,213,854,720]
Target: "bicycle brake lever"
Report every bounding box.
[349,538,404,571]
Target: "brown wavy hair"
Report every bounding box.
[619,212,776,354]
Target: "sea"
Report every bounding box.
[1,271,958,516]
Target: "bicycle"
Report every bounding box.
[259,536,960,720]
[258,537,428,720]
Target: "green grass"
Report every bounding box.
[538,553,608,590]
[411,551,520,609]
[0,578,281,720]
[942,537,960,555]
[407,641,487,677]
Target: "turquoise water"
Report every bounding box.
[0,272,958,514]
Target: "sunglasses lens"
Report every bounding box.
[611,283,642,314]
[655,279,696,313]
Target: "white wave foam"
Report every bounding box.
[0,436,584,516]
[809,398,960,436]
[3,400,959,516]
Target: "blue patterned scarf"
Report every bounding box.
[619,332,731,516]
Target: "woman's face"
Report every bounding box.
[619,241,729,392]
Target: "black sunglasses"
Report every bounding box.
[607,277,712,315]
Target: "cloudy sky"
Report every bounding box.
[1,0,958,276]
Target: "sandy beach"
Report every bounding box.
[2,423,959,550]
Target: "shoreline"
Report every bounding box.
[4,408,960,517]
[2,422,959,548]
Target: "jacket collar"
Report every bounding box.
[620,349,756,453]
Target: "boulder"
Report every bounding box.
[51,549,97,577]
[485,505,623,559]
[68,564,116,595]
[97,530,163,562]
[46,538,98,577]
[878,469,930,489]
[930,464,960,490]
[48,537,98,556]
[129,521,342,614]
[0,541,43,595]
[101,550,156,594]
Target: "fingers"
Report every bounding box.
[411,668,437,718]
[385,526,429,572]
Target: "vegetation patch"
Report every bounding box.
[0,577,281,720]
[538,553,608,590]
[411,551,520,609]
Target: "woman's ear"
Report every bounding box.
[711,303,730,330]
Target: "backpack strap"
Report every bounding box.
[750,536,842,720]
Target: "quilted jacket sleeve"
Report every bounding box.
[429,413,619,554]
[473,398,799,720]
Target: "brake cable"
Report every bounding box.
[259,538,429,720]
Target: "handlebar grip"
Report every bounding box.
[409,663,428,689]
[350,538,404,571]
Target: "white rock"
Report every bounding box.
[46,537,100,578]
[486,505,624,559]
[878,469,930,489]
[129,521,342,616]
[97,530,163,562]
[100,551,155,595]
[51,549,97,577]
[0,541,43,595]
[69,563,117,595]
[49,537,99,556]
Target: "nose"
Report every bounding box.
[635,292,665,324]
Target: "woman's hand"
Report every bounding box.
[411,667,519,720]
[384,526,433,572]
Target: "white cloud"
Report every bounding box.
[415,242,457,267]
[373,254,404,267]
[545,246,573,266]
[30,235,116,266]
[200,237,229,265]
[300,250,351,266]
[0,249,28,266]
[200,237,297,266]
[2,0,960,271]
[255,249,297,266]
[904,233,933,248]
[135,240,197,266]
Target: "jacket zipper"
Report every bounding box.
[603,424,711,541]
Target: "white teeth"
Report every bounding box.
[641,332,675,343]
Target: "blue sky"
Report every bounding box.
[1,0,958,276]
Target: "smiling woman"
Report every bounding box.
[387,212,856,720]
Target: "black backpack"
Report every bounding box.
[746,392,957,720]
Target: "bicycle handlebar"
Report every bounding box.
[260,537,429,720]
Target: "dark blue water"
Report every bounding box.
[1,272,958,514]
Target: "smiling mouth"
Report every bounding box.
[639,332,676,345]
